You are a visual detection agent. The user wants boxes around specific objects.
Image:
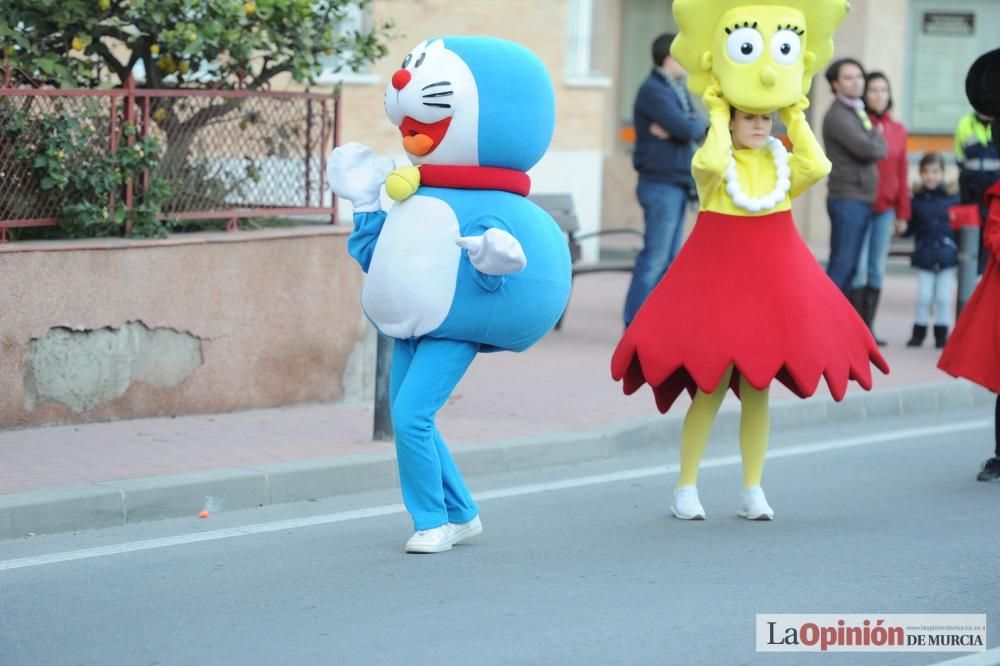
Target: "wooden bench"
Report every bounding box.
[528,193,642,329]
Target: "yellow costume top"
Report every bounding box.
[692,90,831,216]
[668,0,845,215]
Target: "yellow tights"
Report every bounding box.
[677,366,770,490]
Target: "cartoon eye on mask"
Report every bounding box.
[726,26,763,64]
[771,29,802,66]
[400,52,429,69]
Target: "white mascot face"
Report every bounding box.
[384,39,480,166]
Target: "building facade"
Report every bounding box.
[313,0,1000,252]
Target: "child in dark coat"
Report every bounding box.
[903,153,960,348]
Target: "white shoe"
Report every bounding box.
[405,524,458,553]
[671,485,706,520]
[404,516,482,553]
[450,516,483,544]
[739,486,774,520]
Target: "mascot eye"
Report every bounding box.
[726,27,764,64]
[771,30,801,65]
[415,52,426,68]
[401,53,412,68]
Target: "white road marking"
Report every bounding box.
[0,418,990,572]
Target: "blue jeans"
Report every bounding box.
[852,209,895,290]
[390,337,480,531]
[915,267,957,327]
[624,180,688,326]
[827,198,876,295]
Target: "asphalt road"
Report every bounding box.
[2,408,998,666]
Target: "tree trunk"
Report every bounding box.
[156,97,245,212]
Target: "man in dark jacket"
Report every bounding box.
[822,58,888,296]
[623,33,708,327]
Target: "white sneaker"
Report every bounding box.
[404,515,483,553]
[739,486,774,520]
[405,524,458,553]
[671,485,706,520]
[450,516,483,544]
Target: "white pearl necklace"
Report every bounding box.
[724,136,791,213]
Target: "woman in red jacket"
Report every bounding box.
[938,48,1000,482]
[851,72,911,346]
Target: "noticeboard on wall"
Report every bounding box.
[907,1,1000,135]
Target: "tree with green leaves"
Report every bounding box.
[1,0,394,238]
[1,0,393,90]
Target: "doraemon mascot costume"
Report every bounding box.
[327,36,572,554]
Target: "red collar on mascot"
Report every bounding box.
[419,164,531,197]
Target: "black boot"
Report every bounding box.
[849,288,866,319]
[906,324,927,347]
[934,325,949,349]
[977,457,1000,482]
[863,286,887,346]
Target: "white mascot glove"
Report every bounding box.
[326,143,395,213]
[456,228,527,275]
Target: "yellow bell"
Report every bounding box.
[385,166,421,202]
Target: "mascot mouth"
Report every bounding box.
[399,116,452,156]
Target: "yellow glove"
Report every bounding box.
[778,95,810,128]
[702,80,730,118]
[385,166,421,202]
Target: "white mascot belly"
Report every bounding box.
[361,195,461,339]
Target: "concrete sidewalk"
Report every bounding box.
[0,269,991,540]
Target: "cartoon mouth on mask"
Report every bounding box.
[399,116,453,156]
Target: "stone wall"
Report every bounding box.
[0,227,371,429]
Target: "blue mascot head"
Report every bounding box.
[384,36,555,172]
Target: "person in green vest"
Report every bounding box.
[954,109,999,274]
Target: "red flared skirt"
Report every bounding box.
[938,186,1000,393]
[611,209,890,413]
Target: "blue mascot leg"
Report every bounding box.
[432,431,479,524]
[390,336,480,530]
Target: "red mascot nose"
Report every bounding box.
[391,69,412,90]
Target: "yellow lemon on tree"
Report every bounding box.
[385,166,421,202]
[244,2,256,15]
[150,43,160,55]
[71,36,85,52]
[99,0,111,10]
[152,107,167,122]
[158,55,177,74]
[187,32,197,42]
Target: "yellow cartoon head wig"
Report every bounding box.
[671,0,850,115]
